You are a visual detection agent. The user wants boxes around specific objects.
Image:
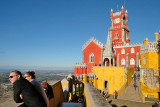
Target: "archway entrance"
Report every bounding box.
[103,58,109,66]
[103,80,108,94]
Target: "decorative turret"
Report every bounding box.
[125,10,128,21]
[121,5,124,16]
[103,32,114,58]
[143,38,148,45]
[155,32,159,41]
[103,32,115,67]
[110,8,113,19]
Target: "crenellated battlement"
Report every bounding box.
[113,11,121,16]
[140,41,158,53]
[113,43,142,48]
[82,37,104,50]
[74,63,87,68]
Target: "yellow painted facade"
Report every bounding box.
[143,38,148,45]
[155,33,159,41]
[141,51,160,71]
[83,74,88,83]
[140,76,159,98]
[92,67,134,95]
[84,86,90,107]
[140,35,160,99]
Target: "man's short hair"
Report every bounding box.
[11,70,22,77]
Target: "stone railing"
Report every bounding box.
[74,63,87,68]
[113,43,141,48]
[117,67,134,96]
[84,83,111,107]
[140,42,158,53]
[138,84,145,102]
[117,80,128,96]
[113,11,121,16]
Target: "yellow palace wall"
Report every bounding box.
[92,67,134,95]
[140,76,159,98]
[140,48,160,98]
[84,86,90,107]
[141,51,160,71]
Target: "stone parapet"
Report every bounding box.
[74,63,87,68]
[82,37,104,51]
[140,42,158,53]
[113,11,121,16]
[84,82,111,107]
[113,43,141,48]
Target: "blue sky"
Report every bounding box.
[0,0,160,71]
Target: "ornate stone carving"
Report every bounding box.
[142,68,159,89]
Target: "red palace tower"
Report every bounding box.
[74,6,141,76]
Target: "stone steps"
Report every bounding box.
[118,71,141,102]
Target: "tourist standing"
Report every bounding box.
[114,90,118,99]
[9,70,47,107]
[134,73,136,82]
[134,82,137,90]
[24,71,49,106]
[137,73,140,81]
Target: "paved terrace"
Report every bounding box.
[85,82,112,107]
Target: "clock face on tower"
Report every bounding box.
[114,18,120,24]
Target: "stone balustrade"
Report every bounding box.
[84,82,112,107]
[74,63,87,68]
[140,42,158,53]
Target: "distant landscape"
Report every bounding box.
[0,69,74,96]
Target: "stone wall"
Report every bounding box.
[49,81,65,107]
[140,68,159,98]
[142,68,159,89]
[84,82,111,107]
[92,67,126,94]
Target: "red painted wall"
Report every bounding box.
[114,46,140,67]
[83,41,102,74]
[74,67,87,76]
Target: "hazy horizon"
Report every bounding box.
[0,68,74,73]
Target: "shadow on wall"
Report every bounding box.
[49,81,65,107]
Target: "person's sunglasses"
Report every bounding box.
[9,75,17,78]
[24,76,30,78]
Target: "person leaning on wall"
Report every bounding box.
[24,71,49,107]
[9,70,47,107]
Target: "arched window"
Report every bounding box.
[73,84,75,95]
[131,48,135,53]
[80,84,82,94]
[114,33,119,39]
[89,53,94,63]
[121,58,125,65]
[113,49,116,54]
[121,49,125,54]
[76,84,79,94]
[143,56,146,65]
[130,58,135,65]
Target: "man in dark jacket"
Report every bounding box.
[9,70,47,107]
